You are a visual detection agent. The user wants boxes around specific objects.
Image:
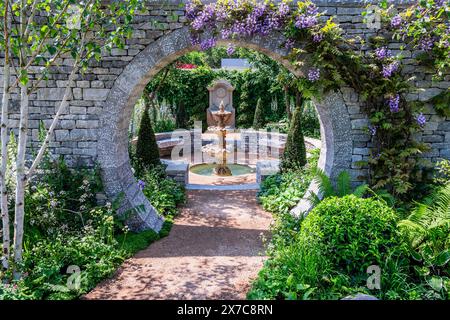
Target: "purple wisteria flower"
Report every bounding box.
[416,113,426,127]
[419,37,434,51]
[221,28,232,39]
[369,125,377,136]
[231,21,247,36]
[375,47,391,60]
[391,15,402,28]
[295,15,318,29]
[216,6,229,21]
[200,37,216,51]
[382,61,399,78]
[185,2,199,20]
[307,68,320,82]
[138,180,146,190]
[285,38,295,49]
[313,33,324,43]
[191,3,215,31]
[306,4,319,16]
[226,44,235,56]
[388,94,400,113]
[278,2,290,17]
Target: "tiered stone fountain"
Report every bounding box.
[203,101,233,176]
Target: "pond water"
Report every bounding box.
[190,164,255,176]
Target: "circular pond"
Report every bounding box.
[190,163,255,177]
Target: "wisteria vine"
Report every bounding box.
[185,0,450,196]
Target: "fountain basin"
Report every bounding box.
[190,163,255,177]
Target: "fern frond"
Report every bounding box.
[307,191,322,207]
[353,184,369,198]
[313,168,335,198]
[336,171,351,197]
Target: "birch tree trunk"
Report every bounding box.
[1,0,11,270]
[27,64,79,179]
[13,83,28,271]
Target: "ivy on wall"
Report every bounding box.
[185,0,449,197]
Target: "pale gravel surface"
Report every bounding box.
[84,190,272,300]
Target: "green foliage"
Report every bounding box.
[135,108,161,172]
[308,170,369,205]
[252,98,265,129]
[429,89,450,117]
[377,1,449,79]
[265,101,321,138]
[153,119,177,133]
[24,157,103,237]
[0,157,182,300]
[140,165,186,216]
[435,159,450,185]
[281,102,307,172]
[249,195,410,300]
[398,183,450,299]
[301,101,321,139]
[145,48,289,129]
[117,221,173,256]
[259,149,319,214]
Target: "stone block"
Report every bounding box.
[83,89,110,101]
[76,120,99,129]
[37,88,71,101]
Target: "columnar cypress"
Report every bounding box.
[280,98,307,172]
[253,98,265,130]
[136,107,161,170]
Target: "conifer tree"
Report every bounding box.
[253,98,265,130]
[136,107,161,170]
[281,98,306,171]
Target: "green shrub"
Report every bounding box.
[265,118,290,134]
[25,158,103,237]
[140,165,185,216]
[258,149,319,215]
[301,101,320,139]
[153,119,176,133]
[303,196,405,277]
[250,195,410,300]
[135,108,161,172]
[280,102,307,172]
[435,159,450,185]
[253,98,265,130]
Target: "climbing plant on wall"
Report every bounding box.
[185,0,449,197]
[145,47,288,128]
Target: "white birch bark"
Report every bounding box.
[1,0,11,270]
[13,83,28,270]
[13,0,28,272]
[27,64,79,179]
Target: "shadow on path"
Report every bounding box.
[84,190,272,300]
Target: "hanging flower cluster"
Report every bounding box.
[186,0,327,52]
[380,0,450,79]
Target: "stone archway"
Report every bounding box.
[98,26,354,232]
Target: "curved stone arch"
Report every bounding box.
[98,26,353,231]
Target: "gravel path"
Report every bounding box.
[85,190,272,300]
